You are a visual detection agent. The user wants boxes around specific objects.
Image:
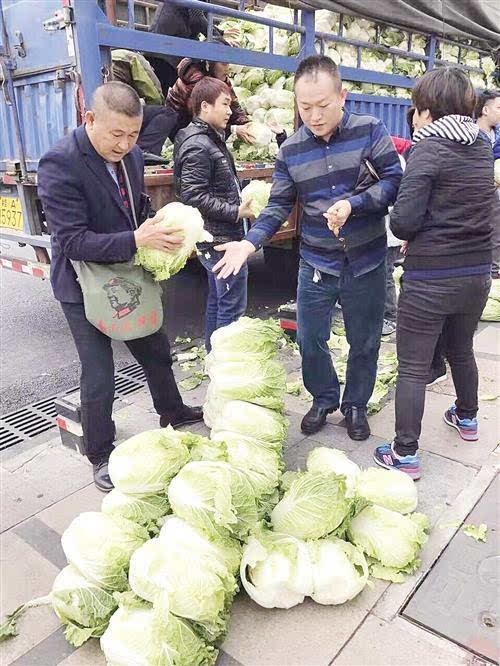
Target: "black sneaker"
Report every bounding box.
[93,461,114,493]
[160,405,203,429]
[427,364,447,387]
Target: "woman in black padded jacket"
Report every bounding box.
[374,67,494,480]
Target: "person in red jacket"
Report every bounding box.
[166,54,256,144]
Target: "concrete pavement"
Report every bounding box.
[1,322,498,666]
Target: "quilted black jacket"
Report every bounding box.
[174,118,242,244]
[391,134,494,270]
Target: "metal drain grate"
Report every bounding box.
[0,363,149,452]
[119,364,147,383]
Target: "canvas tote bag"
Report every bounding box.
[71,160,163,341]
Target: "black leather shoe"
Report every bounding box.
[160,405,203,429]
[344,406,370,441]
[93,461,114,493]
[301,405,335,434]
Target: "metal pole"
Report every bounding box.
[127,0,134,29]
[300,9,315,59]
[0,0,29,182]
[104,0,117,26]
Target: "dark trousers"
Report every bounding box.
[138,105,178,155]
[296,259,386,412]
[145,57,178,97]
[61,302,183,464]
[491,195,500,274]
[198,248,248,352]
[394,274,491,456]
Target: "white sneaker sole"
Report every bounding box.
[443,413,478,441]
[427,373,447,387]
[373,453,421,480]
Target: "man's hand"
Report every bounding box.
[134,217,184,251]
[400,241,409,255]
[235,124,257,145]
[324,200,352,237]
[267,120,284,136]
[238,199,255,220]
[212,240,255,279]
[223,25,241,46]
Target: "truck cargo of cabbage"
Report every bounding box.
[223,5,495,163]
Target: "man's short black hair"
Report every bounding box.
[91,81,143,118]
[475,89,500,118]
[294,55,342,90]
[412,67,475,121]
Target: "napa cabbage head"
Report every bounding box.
[159,515,242,575]
[306,447,360,495]
[202,382,229,429]
[271,471,350,540]
[240,528,313,608]
[241,180,272,218]
[61,512,148,591]
[241,68,265,91]
[207,316,283,360]
[245,121,274,147]
[168,460,259,540]
[265,68,284,86]
[128,537,237,641]
[100,596,217,666]
[0,565,118,647]
[264,107,294,128]
[191,433,283,512]
[134,202,212,281]
[212,400,288,445]
[481,281,500,322]
[208,359,286,410]
[108,426,193,495]
[348,505,430,576]
[101,489,170,532]
[355,467,418,514]
[308,537,368,605]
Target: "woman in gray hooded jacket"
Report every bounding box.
[373,67,494,480]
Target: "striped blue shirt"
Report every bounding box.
[246,109,403,277]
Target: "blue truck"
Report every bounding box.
[0,0,497,278]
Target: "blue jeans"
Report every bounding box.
[198,248,248,352]
[297,259,385,412]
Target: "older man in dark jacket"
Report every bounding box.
[174,76,254,351]
[37,82,202,491]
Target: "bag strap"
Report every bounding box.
[120,159,139,229]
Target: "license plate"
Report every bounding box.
[0,196,23,231]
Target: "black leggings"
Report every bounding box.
[394,274,490,456]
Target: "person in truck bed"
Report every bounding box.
[166,48,257,145]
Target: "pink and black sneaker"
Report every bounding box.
[373,442,421,480]
[443,404,478,441]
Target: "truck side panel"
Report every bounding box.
[0,71,77,173]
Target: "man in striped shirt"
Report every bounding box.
[214,55,402,440]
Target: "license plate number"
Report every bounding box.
[0,196,23,231]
